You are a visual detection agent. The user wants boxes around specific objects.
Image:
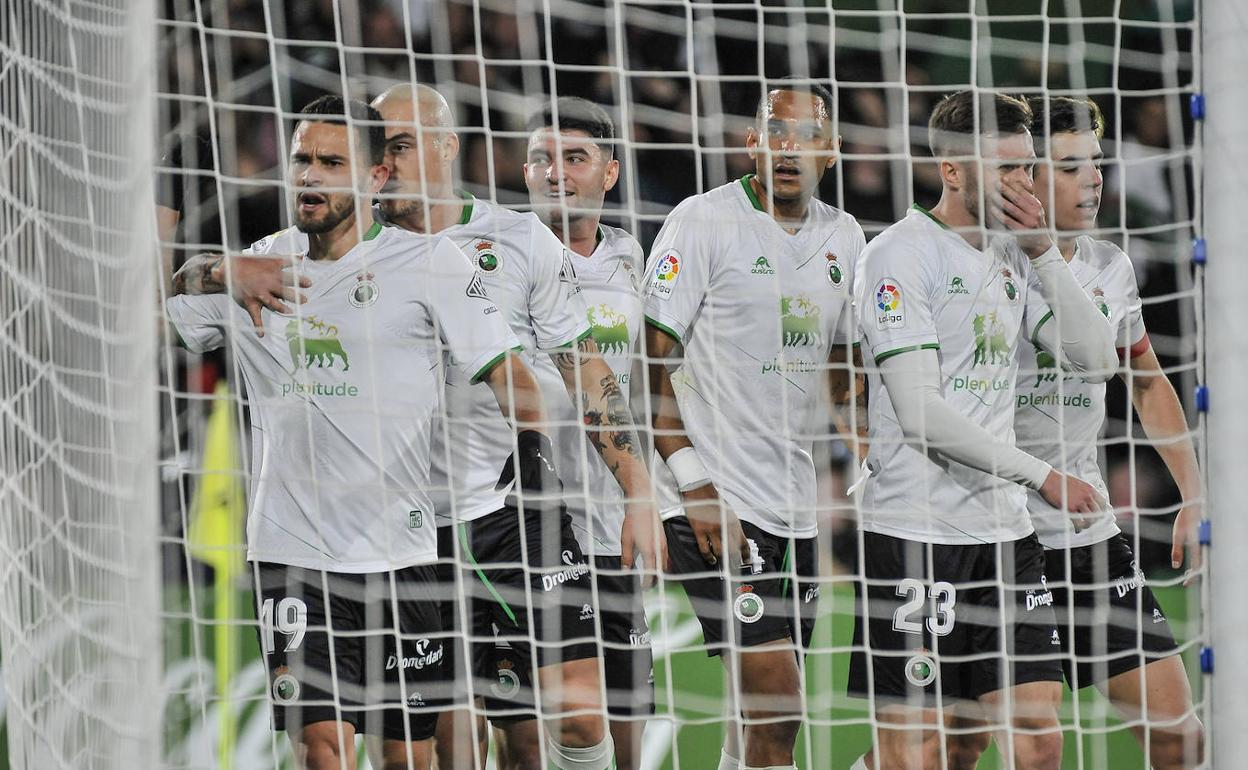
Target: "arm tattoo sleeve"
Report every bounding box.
[171,253,226,296]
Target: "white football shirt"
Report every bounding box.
[643,176,864,539]
[854,205,1051,545]
[431,196,592,524]
[540,224,645,556]
[1014,236,1147,549]
[166,223,520,572]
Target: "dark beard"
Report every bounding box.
[296,195,355,234]
[379,195,426,224]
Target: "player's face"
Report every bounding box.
[746,90,839,203]
[1034,131,1104,234]
[288,121,372,235]
[961,131,1036,227]
[524,129,619,227]
[376,98,457,221]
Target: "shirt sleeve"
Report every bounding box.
[526,219,591,350]
[1022,261,1054,345]
[642,199,711,344]
[1119,258,1149,357]
[165,294,233,353]
[425,237,522,383]
[833,221,868,346]
[853,232,939,364]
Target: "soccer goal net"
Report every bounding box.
[2,0,1233,769]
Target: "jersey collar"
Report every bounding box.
[910,203,951,230]
[362,221,383,241]
[457,191,474,225]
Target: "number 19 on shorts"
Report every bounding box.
[892,579,957,636]
[260,597,308,653]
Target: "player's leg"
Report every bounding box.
[482,640,542,770]
[434,707,487,770]
[255,563,366,770]
[594,555,655,770]
[492,718,543,770]
[725,640,802,766]
[1103,657,1204,770]
[977,681,1063,770]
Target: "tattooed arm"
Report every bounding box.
[552,336,667,576]
[171,253,309,335]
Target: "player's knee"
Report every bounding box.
[554,713,605,749]
[1014,730,1063,770]
[876,728,944,770]
[296,727,353,770]
[946,730,991,770]
[1148,717,1205,770]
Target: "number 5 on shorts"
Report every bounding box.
[891,578,956,636]
[260,596,308,653]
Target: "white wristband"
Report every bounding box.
[666,446,711,492]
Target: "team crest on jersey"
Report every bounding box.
[1092,287,1110,319]
[648,250,681,300]
[733,585,765,624]
[474,241,501,272]
[825,253,844,287]
[1001,268,1019,302]
[349,272,378,308]
[875,278,904,329]
[781,295,823,348]
[492,658,521,699]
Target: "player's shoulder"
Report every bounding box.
[247,226,302,255]
[472,197,540,234]
[1076,235,1134,274]
[597,223,642,255]
[860,210,929,260]
[664,180,740,223]
[374,224,445,260]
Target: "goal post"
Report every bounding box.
[1203,0,1248,765]
[0,1,161,769]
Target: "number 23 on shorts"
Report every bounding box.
[891,578,956,637]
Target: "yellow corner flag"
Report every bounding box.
[188,381,246,770]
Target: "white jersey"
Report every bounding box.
[1015,236,1146,549]
[432,196,591,524]
[166,223,520,572]
[854,206,1052,545]
[546,225,645,556]
[643,176,864,539]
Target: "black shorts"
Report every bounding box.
[254,561,446,741]
[1045,533,1179,689]
[479,555,655,721]
[847,532,1064,704]
[664,517,818,657]
[436,504,598,709]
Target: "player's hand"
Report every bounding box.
[679,484,749,568]
[1171,503,1203,585]
[1039,470,1108,530]
[215,254,310,335]
[619,500,669,588]
[990,177,1056,259]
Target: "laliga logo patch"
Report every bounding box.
[875,278,904,329]
[648,250,681,300]
[349,272,378,308]
[825,253,843,287]
[475,240,500,272]
[271,665,301,704]
[733,585,765,624]
[904,654,936,687]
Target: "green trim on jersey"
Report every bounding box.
[874,342,940,365]
[911,203,951,231]
[458,523,518,626]
[471,345,523,384]
[551,327,594,350]
[645,315,681,345]
[458,191,474,225]
[170,324,190,350]
[362,221,383,241]
[739,174,765,212]
[595,225,606,246]
[1029,309,1055,347]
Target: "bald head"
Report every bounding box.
[372,83,454,129]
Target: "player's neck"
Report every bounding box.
[1057,236,1078,262]
[549,216,601,258]
[929,193,985,250]
[391,188,465,235]
[748,175,810,233]
[307,213,372,261]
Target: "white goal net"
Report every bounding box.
[2,0,1228,769]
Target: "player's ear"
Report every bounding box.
[368,162,389,194]
[603,158,620,192]
[442,131,460,163]
[745,126,760,161]
[824,135,843,169]
[940,158,962,190]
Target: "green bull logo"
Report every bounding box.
[781,295,822,348]
[971,312,1010,366]
[587,303,630,356]
[285,316,350,371]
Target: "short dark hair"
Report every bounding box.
[927,90,1033,158]
[756,76,835,124]
[527,97,616,159]
[1027,95,1106,152]
[298,95,386,166]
